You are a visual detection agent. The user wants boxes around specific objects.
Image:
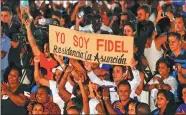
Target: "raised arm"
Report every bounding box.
[58,66,73,102]
[102,88,117,114]
[71,1,85,22]
[34,56,49,87]
[77,73,89,114]
[135,71,145,95]
[1,83,28,106]
[22,7,40,57]
[84,61,115,87]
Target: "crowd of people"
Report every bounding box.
[1,0,186,115]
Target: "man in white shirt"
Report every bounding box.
[84,62,141,103]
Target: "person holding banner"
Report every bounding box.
[84,61,141,103]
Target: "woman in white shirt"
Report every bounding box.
[145,57,177,111]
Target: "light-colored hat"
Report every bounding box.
[52,66,63,73]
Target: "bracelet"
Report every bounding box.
[103,97,109,101]
[61,63,66,68]
[170,18,175,22]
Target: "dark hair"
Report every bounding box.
[136,102,151,115]
[37,86,51,95]
[168,32,182,41]
[182,84,186,89]
[64,96,83,114]
[113,65,127,73]
[2,6,12,15]
[40,67,47,76]
[137,4,151,14]
[117,80,131,90]
[155,57,172,74]
[31,102,44,112]
[175,15,186,29]
[52,11,61,19]
[124,23,136,32]
[157,89,177,115]
[10,65,22,77]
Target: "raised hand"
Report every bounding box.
[1,82,10,94]
[66,66,73,73]
[114,102,125,114]
[54,54,63,63]
[34,56,40,63]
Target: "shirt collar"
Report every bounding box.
[171,49,185,57]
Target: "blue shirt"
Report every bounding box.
[1,35,11,70]
[113,98,136,115]
[176,104,186,113]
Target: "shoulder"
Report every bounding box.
[151,109,160,115]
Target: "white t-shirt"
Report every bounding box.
[148,74,177,98]
[129,70,141,98]
[71,23,113,33]
[89,98,100,114]
[49,80,73,114]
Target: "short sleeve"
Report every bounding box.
[16,84,30,95]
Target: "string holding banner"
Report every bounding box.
[49,25,133,66]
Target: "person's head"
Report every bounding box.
[1,6,12,25]
[92,14,102,32]
[52,11,61,21]
[88,81,99,93]
[43,43,50,58]
[112,65,127,83]
[130,54,139,69]
[123,23,135,36]
[52,66,63,82]
[8,65,22,85]
[175,15,186,33]
[32,102,44,115]
[65,96,83,115]
[168,32,182,52]
[117,80,131,102]
[182,84,186,103]
[36,86,51,104]
[156,58,171,78]
[91,62,99,69]
[137,4,151,22]
[128,101,138,115]
[157,90,175,111]
[120,12,128,21]
[136,102,151,115]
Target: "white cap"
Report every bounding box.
[52,66,63,73]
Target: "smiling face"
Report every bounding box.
[117,84,131,101]
[8,69,20,85]
[112,66,126,83]
[123,25,134,36]
[36,88,50,104]
[157,93,169,110]
[32,103,44,115]
[158,62,170,78]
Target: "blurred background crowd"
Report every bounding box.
[1,0,186,115]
